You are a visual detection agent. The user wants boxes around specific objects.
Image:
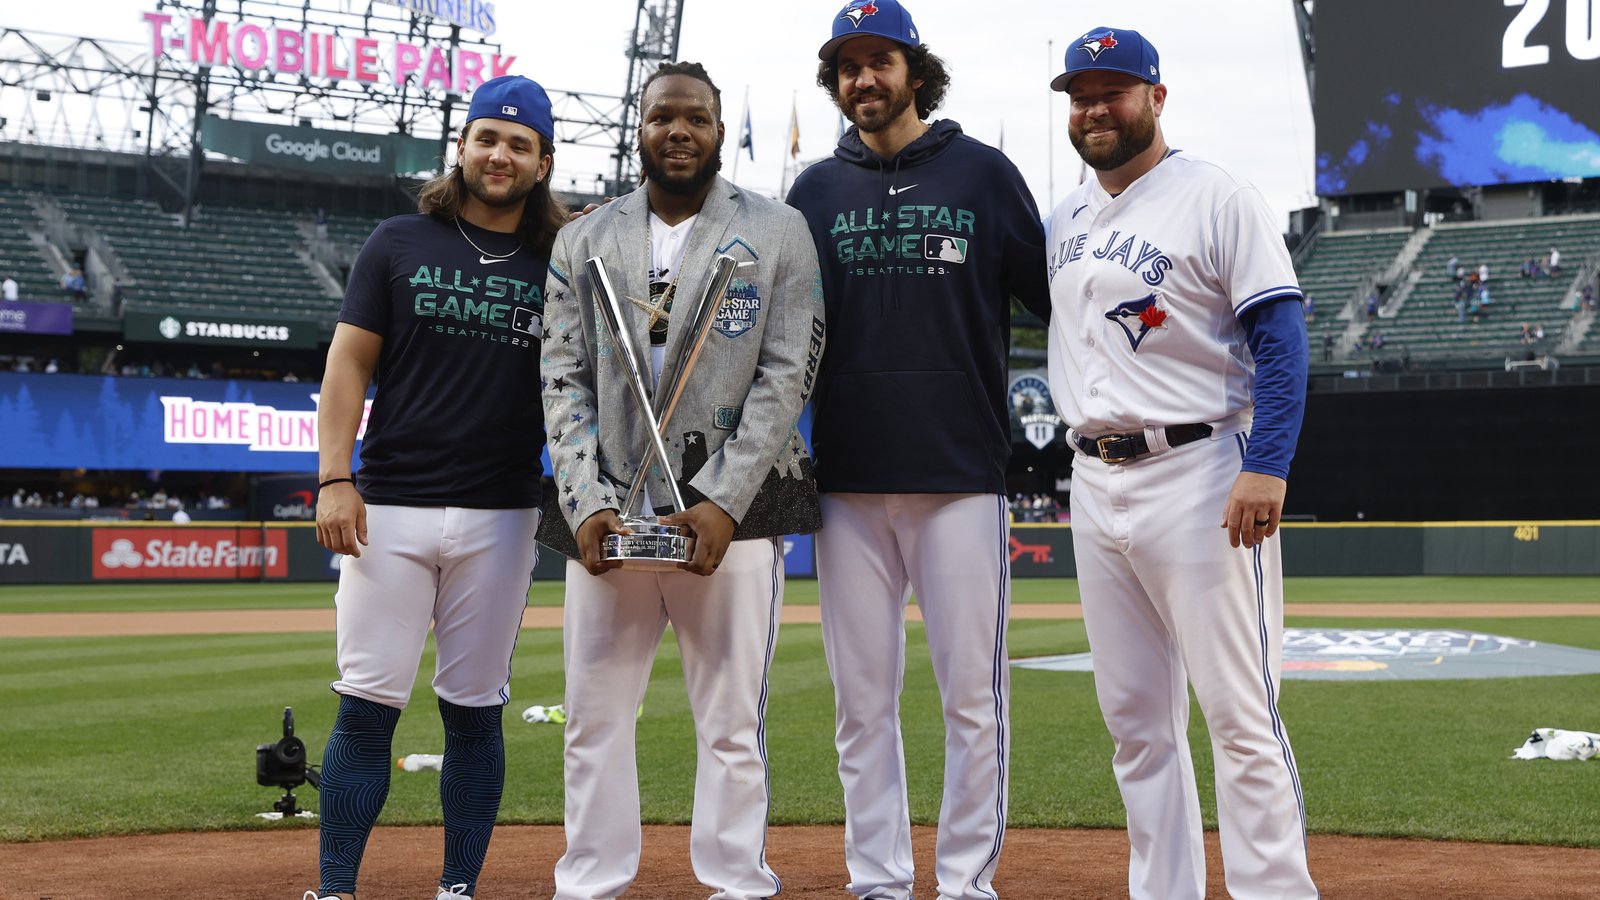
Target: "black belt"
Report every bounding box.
[1073,423,1214,464]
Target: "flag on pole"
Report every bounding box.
[788,100,801,159]
[739,106,754,161]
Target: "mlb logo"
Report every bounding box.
[511,306,542,337]
[501,105,519,116]
[924,235,968,264]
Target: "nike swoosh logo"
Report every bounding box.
[479,256,509,265]
[887,183,919,195]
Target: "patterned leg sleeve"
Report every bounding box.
[438,698,505,894]
[318,693,402,894]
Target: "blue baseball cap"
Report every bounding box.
[1050,27,1161,93]
[819,0,921,61]
[465,75,554,141]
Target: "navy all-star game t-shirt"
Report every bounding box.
[339,213,547,508]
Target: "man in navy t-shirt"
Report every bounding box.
[306,75,568,900]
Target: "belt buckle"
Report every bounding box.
[1095,434,1134,464]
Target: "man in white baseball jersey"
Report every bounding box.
[539,61,824,900]
[309,75,565,900]
[786,2,1051,898]
[1045,27,1318,900]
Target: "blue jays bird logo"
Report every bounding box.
[841,0,880,28]
[1104,293,1168,351]
[1077,30,1119,60]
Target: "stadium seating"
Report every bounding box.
[50,195,340,321]
[1292,227,1412,357]
[0,187,70,304]
[1368,215,1600,362]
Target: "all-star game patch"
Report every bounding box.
[714,278,761,338]
[1012,629,1600,681]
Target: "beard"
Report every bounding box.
[1069,100,1158,171]
[462,163,536,208]
[640,136,724,196]
[842,81,916,133]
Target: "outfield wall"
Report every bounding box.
[1,520,1596,584]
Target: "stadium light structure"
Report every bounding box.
[1290,0,1314,100]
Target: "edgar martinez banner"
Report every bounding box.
[124,309,319,350]
[201,116,439,177]
[0,300,73,335]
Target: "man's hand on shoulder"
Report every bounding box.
[566,198,614,223]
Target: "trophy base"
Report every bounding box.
[603,520,693,571]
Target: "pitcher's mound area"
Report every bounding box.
[8,824,1598,898]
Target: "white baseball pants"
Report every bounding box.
[1070,435,1316,900]
[553,537,784,900]
[332,504,540,708]
[817,492,1011,900]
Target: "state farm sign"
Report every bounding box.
[92,528,289,580]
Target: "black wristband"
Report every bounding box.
[318,477,356,491]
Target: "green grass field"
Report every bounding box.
[2,577,1599,846]
[2,575,1596,613]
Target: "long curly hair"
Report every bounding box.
[416,121,567,254]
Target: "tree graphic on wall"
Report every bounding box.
[0,382,47,461]
[94,376,139,467]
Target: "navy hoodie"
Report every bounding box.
[787,119,1050,494]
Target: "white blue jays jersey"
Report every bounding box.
[1044,152,1301,435]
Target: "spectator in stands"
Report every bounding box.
[1371,331,1385,351]
[1478,283,1493,312]
[1365,290,1379,320]
[1521,258,1537,279]
[282,371,300,383]
[1519,322,1533,344]
[1302,293,1315,321]
[43,358,58,374]
[185,362,204,379]
[1549,247,1561,273]
[171,506,192,525]
[61,267,86,299]
[1533,323,1545,342]
[1,273,17,301]
[315,206,330,241]
[1582,285,1596,313]
[1446,255,1460,279]
[1322,333,1334,362]
[1478,261,1490,283]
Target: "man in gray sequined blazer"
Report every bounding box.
[537,61,824,900]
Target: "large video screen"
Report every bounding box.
[1315,0,1600,195]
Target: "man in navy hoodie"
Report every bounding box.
[786,2,1050,897]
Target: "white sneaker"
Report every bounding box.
[303,893,342,900]
[434,884,472,900]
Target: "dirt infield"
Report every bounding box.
[7,604,1598,897]
[5,601,1599,638]
[8,823,1600,899]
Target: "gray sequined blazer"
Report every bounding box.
[537,176,825,557]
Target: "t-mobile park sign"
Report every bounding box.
[142,10,514,91]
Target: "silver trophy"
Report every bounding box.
[587,252,739,570]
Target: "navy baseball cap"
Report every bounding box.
[465,75,554,140]
[1050,27,1161,93]
[819,0,921,61]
